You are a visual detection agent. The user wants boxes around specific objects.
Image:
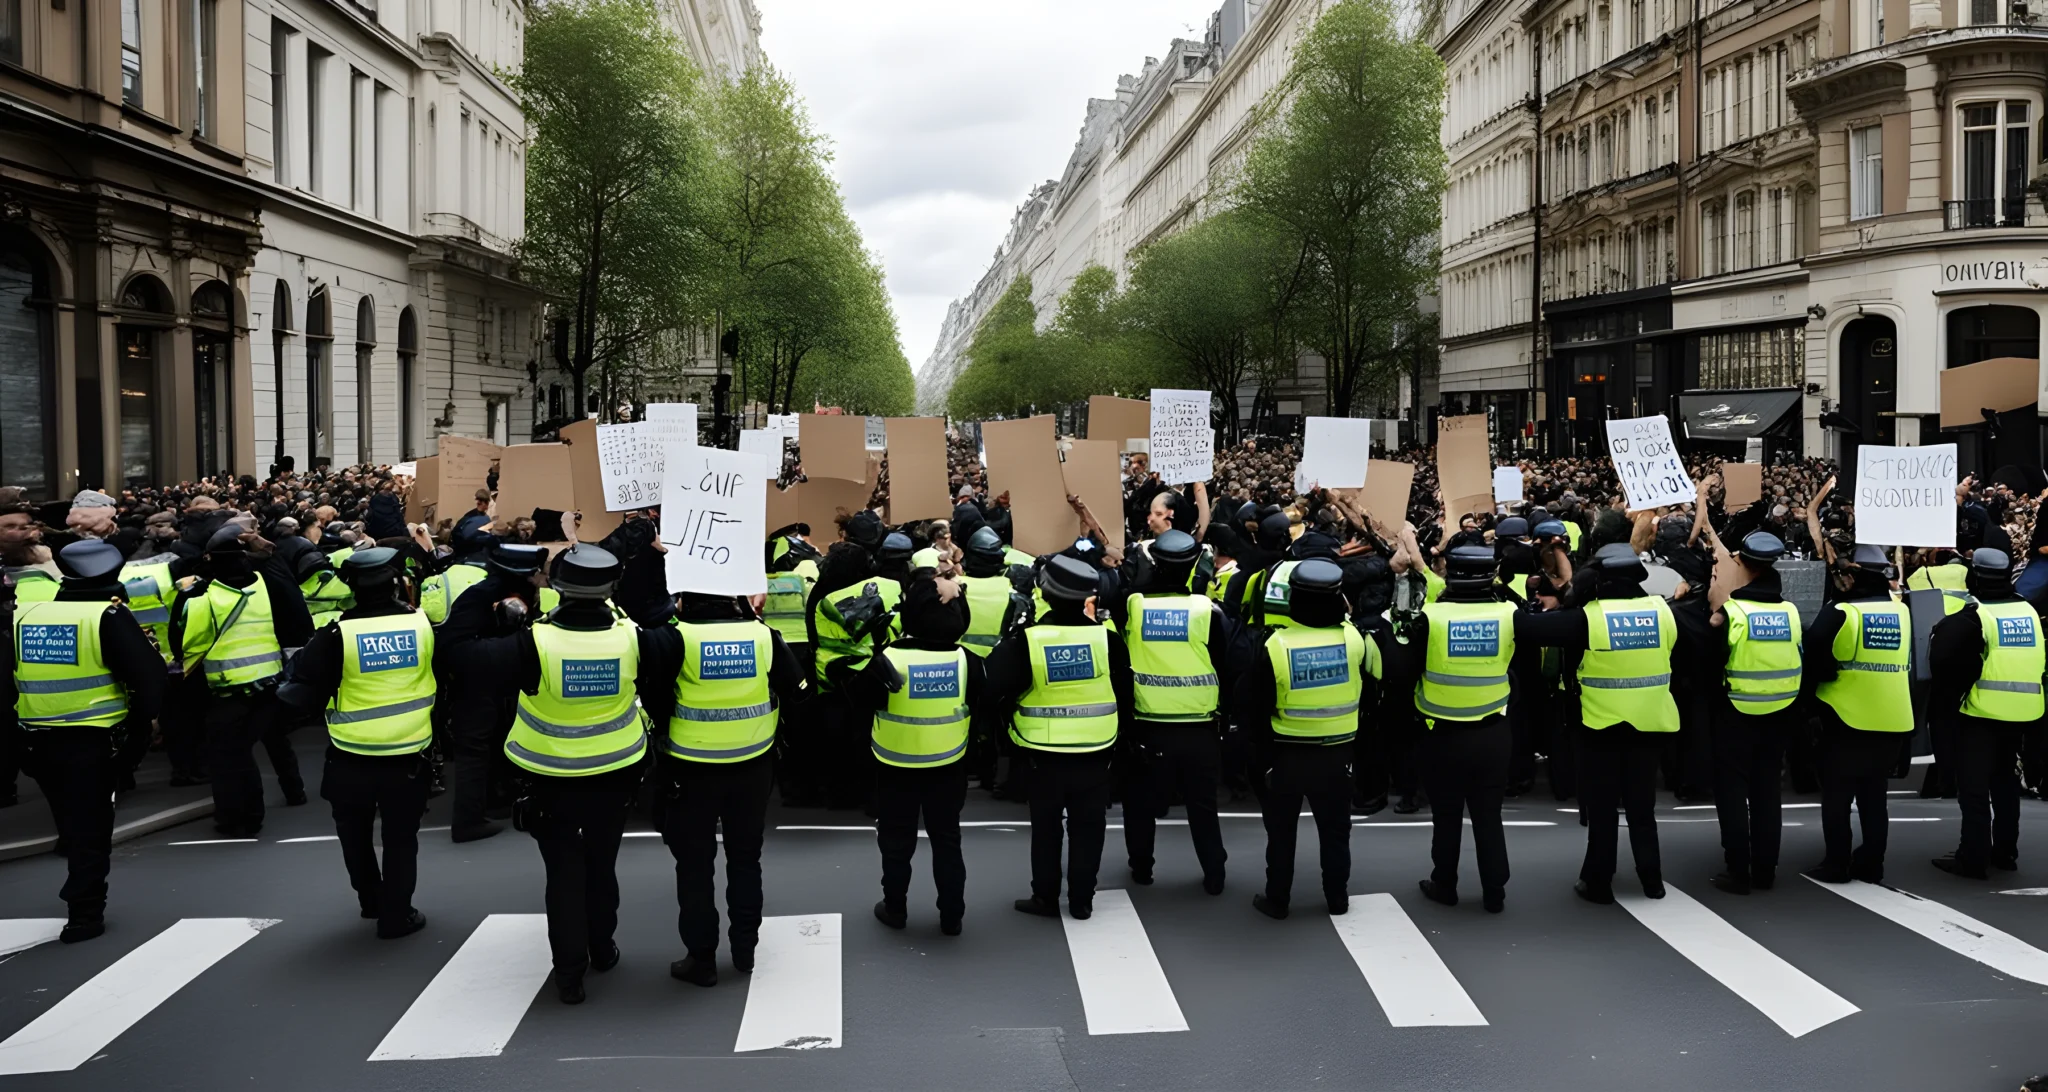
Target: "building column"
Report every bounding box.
[166,320,198,483]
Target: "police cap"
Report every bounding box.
[1533,520,1568,539]
[1593,543,1649,581]
[339,546,400,587]
[56,540,125,582]
[966,526,1004,560]
[1495,516,1530,539]
[1037,555,1099,602]
[1446,545,1498,582]
[552,544,621,600]
[1971,547,2013,578]
[844,511,885,550]
[1290,558,1345,594]
[204,525,247,554]
[879,532,914,562]
[1737,532,1785,565]
[487,542,546,575]
[1152,530,1199,565]
[1850,543,1893,571]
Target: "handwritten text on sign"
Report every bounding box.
[1855,443,1957,548]
[1149,388,1214,485]
[659,444,769,597]
[595,422,665,512]
[1604,415,1695,510]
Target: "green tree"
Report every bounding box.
[948,277,1045,419]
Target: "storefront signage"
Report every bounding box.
[1938,257,2048,293]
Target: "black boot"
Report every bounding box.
[874,900,907,930]
[1418,879,1457,907]
[669,954,717,987]
[376,908,427,939]
[60,908,105,944]
[1251,893,1288,920]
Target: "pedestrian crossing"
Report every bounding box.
[1,879,2045,1071]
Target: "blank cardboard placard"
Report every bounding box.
[1855,443,1957,547]
[799,476,875,542]
[1436,415,1492,506]
[1452,493,1494,520]
[438,436,501,501]
[983,415,1071,557]
[1062,439,1124,553]
[766,481,801,536]
[1087,395,1151,448]
[1357,460,1415,525]
[1296,417,1374,490]
[558,420,624,543]
[1940,356,2040,429]
[659,445,770,597]
[884,417,952,523]
[1721,461,1764,509]
[800,413,871,484]
[494,444,576,527]
[403,456,440,526]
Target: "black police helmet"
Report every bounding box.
[552,544,621,601]
[1592,543,1649,582]
[1445,545,1498,583]
[1152,530,1199,565]
[1495,516,1530,539]
[1971,547,2013,579]
[844,511,885,551]
[1533,520,1567,539]
[55,540,124,583]
[966,526,1004,561]
[290,548,334,582]
[879,532,914,563]
[1850,543,1893,572]
[204,524,247,555]
[1290,558,1345,594]
[1037,555,1099,603]
[338,546,400,588]
[487,542,546,576]
[1737,532,1785,566]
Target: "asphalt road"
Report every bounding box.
[0,777,2043,1092]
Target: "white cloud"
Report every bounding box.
[757,0,1222,371]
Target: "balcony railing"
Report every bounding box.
[1944,195,2027,229]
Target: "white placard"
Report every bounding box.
[1149,389,1214,485]
[391,461,417,479]
[738,429,783,462]
[1493,465,1524,504]
[660,444,769,596]
[1855,443,1957,547]
[1295,417,1373,491]
[1604,415,1695,510]
[864,416,887,451]
[644,403,698,447]
[595,422,665,511]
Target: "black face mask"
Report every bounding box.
[1499,540,1536,575]
[207,554,253,584]
[1290,589,1347,629]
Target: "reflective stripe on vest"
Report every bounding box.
[1964,600,2046,722]
[1010,624,1117,753]
[667,620,778,764]
[180,580,284,690]
[1723,599,1802,714]
[326,614,435,756]
[1816,601,1914,733]
[871,645,970,767]
[1267,622,1368,742]
[1260,561,1298,629]
[1415,599,1516,724]
[1580,596,1680,732]
[505,620,648,776]
[14,601,127,728]
[1126,593,1218,722]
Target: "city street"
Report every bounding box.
[0,779,2041,1091]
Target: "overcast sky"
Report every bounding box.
[756,0,1222,377]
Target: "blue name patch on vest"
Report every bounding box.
[1141,609,1190,641]
[354,630,421,672]
[1746,611,1793,642]
[907,661,961,699]
[18,624,77,665]
[1997,616,2038,648]
[1605,611,1662,650]
[562,658,623,697]
[1288,644,1350,689]
[699,641,759,680]
[1862,613,1902,651]
[1043,643,1096,683]
[1445,620,1500,657]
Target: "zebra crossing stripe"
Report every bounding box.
[369,914,553,1061]
[0,919,66,958]
[734,914,842,1052]
[1061,889,1189,1035]
[1331,894,1487,1027]
[0,917,277,1075]
[1618,884,1858,1037]
[1808,878,2048,987]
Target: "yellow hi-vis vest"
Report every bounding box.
[506,619,649,776]
[812,577,902,689]
[301,568,355,629]
[14,600,128,728]
[1267,622,1372,742]
[667,620,778,763]
[762,560,817,647]
[120,562,176,662]
[1125,593,1218,722]
[1723,599,1802,715]
[8,567,58,604]
[1415,599,1516,725]
[958,574,1014,657]
[1259,560,1301,629]
[1963,600,2046,722]
[1579,596,1680,732]
[871,645,971,767]
[1009,624,1118,753]
[1208,560,1238,605]
[1816,600,1913,733]
[179,579,284,690]
[1906,562,1971,613]
[420,562,489,625]
[327,614,435,755]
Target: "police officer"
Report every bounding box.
[1928,547,2039,879]
[477,544,655,1004]
[296,549,354,629]
[1389,545,1514,914]
[985,555,1132,920]
[958,527,1027,790]
[171,525,314,837]
[419,556,490,626]
[650,583,805,987]
[276,548,434,938]
[1236,558,1377,918]
[6,541,165,942]
[435,541,550,842]
[1905,547,1971,601]
[877,532,916,587]
[1519,543,1692,903]
[1121,529,1238,893]
[1705,532,1802,895]
[847,575,982,934]
[1806,544,1911,885]
[805,514,901,808]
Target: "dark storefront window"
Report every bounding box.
[1698,325,1804,389]
[0,246,53,497]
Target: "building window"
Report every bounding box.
[1850,124,1883,220]
[271,280,291,468]
[307,288,331,466]
[116,277,170,488]
[355,298,375,465]
[397,307,416,459]
[1701,201,1724,276]
[2,0,23,66]
[307,46,329,194]
[192,282,232,479]
[1954,100,2030,228]
[120,0,143,107]
[191,0,216,137]
[0,243,55,498]
[350,69,365,210]
[271,23,292,186]
[1698,326,1804,389]
[1734,191,1755,270]
[1857,0,1883,49]
[1968,0,1999,23]
[1704,71,1719,149]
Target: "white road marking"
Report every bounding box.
[276,836,337,843]
[1618,884,1857,1037]
[167,839,257,846]
[734,914,842,1052]
[1676,802,1821,811]
[0,917,276,1075]
[0,920,66,957]
[369,914,553,1061]
[1808,879,2048,987]
[1059,889,1187,1035]
[1331,894,1486,1027]
[1995,888,2048,896]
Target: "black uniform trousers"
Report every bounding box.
[1122,719,1227,883]
[446,691,514,832]
[660,752,772,960]
[320,746,429,932]
[23,728,117,913]
[1420,716,1510,897]
[1818,724,1901,881]
[1023,750,1112,907]
[1576,723,1663,889]
[1711,703,1788,880]
[262,712,305,800]
[1951,713,2025,870]
[204,688,282,832]
[874,759,968,920]
[1258,741,1354,905]
[161,674,207,778]
[525,772,635,975]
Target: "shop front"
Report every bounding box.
[1541,285,1676,454]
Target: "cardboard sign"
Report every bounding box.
[557,419,623,543]
[884,416,952,523]
[1605,415,1695,510]
[1855,443,1957,547]
[402,455,440,527]
[1358,459,1416,526]
[765,481,801,537]
[391,461,417,479]
[738,429,783,464]
[437,436,501,502]
[1436,414,1492,507]
[982,415,1071,557]
[594,422,665,512]
[1087,395,1151,449]
[1148,389,1213,485]
[494,443,576,529]
[800,413,870,484]
[864,416,888,451]
[1061,438,1124,553]
[1777,559,1827,625]
[798,475,874,540]
[1492,465,1524,505]
[1451,493,1494,520]
[1940,356,2040,429]
[1721,461,1764,509]
[659,445,769,597]
[1295,417,1373,491]
[643,403,698,448]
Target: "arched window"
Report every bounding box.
[356,297,375,465]
[271,279,292,470]
[397,306,418,459]
[115,273,171,487]
[0,233,56,498]
[192,280,234,480]
[307,287,332,466]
